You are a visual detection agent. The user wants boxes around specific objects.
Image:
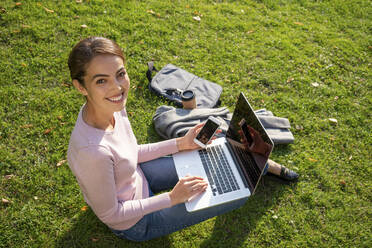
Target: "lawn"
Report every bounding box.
[0,0,371,247]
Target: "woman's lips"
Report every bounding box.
[107,92,124,103]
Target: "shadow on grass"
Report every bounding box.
[199,175,290,248]
[55,208,172,248]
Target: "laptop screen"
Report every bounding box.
[226,93,274,193]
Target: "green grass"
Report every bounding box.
[0,0,371,247]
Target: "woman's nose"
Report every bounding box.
[111,78,122,89]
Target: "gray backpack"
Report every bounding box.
[146,63,222,108]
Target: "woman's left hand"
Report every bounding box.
[176,122,221,151]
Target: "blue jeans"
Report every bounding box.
[111,156,269,241]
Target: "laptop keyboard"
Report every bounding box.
[198,144,240,196]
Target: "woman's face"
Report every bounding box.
[75,54,130,114]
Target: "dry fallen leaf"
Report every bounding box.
[81,205,88,211]
[91,237,99,242]
[308,158,318,162]
[2,198,11,204]
[21,124,33,128]
[295,125,303,130]
[147,9,160,17]
[43,7,54,13]
[193,16,201,21]
[328,118,338,125]
[294,22,304,26]
[339,180,346,186]
[287,77,294,83]
[247,30,254,34]
[76,0,83,3]
[44,128,54,134]
[4,174,15,180]
[21,24,31,28]
[56,160,67,167]
[21,62,27,67]
[57,115,63,120]
[15,2,22,6]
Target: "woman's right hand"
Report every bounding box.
[169,176,208,206]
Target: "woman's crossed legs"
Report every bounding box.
[112,156,247,241]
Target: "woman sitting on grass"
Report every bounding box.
[67,36,298,242]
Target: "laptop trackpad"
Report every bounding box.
[174,151,206,179]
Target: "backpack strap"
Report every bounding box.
[146,61,158,83]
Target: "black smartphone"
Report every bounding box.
[239,118,253,146]
[194,116,221,148]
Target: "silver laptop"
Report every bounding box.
[173,92,274,212]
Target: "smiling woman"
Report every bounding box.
[66,37,232,241]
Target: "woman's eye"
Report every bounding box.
[119,71,126,77]
[96,79,105,84]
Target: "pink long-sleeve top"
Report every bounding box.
[67,107,179,230]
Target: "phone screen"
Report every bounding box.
[195,119,220,145]
[240,119,253,146]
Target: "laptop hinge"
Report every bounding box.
[225,141,252,191]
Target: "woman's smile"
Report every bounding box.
[107,92,125,103]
